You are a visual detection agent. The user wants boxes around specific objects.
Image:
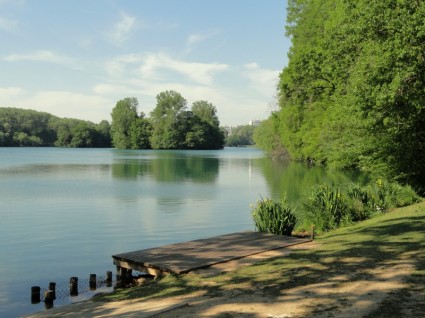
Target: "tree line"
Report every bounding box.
[224,125,256,147]
[0,91,232,150]
[0,107,111,147]
[254,0,425,194]
[111,90,224,150]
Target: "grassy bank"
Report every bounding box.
[98,201,425,316]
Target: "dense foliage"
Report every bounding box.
[251,197,297,235]
[0,107,111,147]
[303,181,420,233]
[225,125,256,147]
[110,91,225,150]
[256,0,425,194]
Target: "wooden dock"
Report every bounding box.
[112,231,311,278]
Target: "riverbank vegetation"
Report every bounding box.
[110,91,225,150]
[254,0,425,195]
[252,179,420,235]
[251,197,297,235]
[98,201,425,316]
[224,124,255,147]
[0,107,111,147]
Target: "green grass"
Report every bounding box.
[98,201,425,316]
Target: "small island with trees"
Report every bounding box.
[0,90,226,150]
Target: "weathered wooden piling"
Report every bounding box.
[89,274,96,290]
[310,225,315,240]
[48,282,56,299]
[69,277,78,296]
[44,290,54,304]
[106,271,112,287]
[31,286,41,304]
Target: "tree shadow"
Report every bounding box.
[36,211,423,317]
[167,213,425,317]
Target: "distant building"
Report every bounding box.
[249,119,262,126]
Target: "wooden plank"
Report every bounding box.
[112,231,310,275]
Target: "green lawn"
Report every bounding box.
[99,201,425,316]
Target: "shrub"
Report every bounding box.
[303,185,352,233]
[303,180,421,234]
[251,197,297,236]
[345,183,378,221]
[374,179,420,209]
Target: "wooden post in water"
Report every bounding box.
[89,274,97,290]
[116,266,129,287]
[31,286,41,304]
[106,271,112,287]
[44,290,54,308]
[48,282,56,300]
[70,277,78,296]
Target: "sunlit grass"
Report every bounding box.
[98,200,425,315]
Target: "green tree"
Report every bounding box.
[190,101,224,149]
[110,97,139,149]
[69,122,96,147]
[191,100,220,127]
[150,90,187,149]
[225,125,256,147]
[94,120,112,147]
[258,0,425,193]
[129,115,152,149]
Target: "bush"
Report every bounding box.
[251,197,297,236]
[345,183,378,221]
[374,179,420,210]
[303,180,421,234]
[303,185,352,233]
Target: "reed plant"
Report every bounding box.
[251,197,297,236]
[304,180,421,234]
[374,179,420,210]
[344,183,378,221]
[303,185,351,233]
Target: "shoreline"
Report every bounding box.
[25,201,425,317]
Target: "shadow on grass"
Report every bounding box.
[93,205,425,317]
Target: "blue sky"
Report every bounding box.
[0,0,290,126]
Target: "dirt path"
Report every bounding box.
[25,241,418,318]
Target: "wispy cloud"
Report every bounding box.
[186,30,221,53]
[0,16,18,32]
[243,62,280,95]
[3,50,80,69]
[140,52,228,85]
[24,91,110,122]
[0,86,24,98]
[187,32,213,46]
[106,11,136,45]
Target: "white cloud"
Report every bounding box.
[187,31,219,46]
[0,86,24,98]
[0,88,112,123]
[3,50,81,69]
[0,16,18,32]
[139,52,228,85]
[90,53,273,125]
[106,12,136,45]
[243,62,280,96]
[102,52,228,86]
[26,91,112,122]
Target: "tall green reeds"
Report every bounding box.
[303,180,420,233]
[251,197,297,236]
[303,185,351,233]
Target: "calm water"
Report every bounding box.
[0,147,366,317]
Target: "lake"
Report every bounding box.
[0,147,367,317]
